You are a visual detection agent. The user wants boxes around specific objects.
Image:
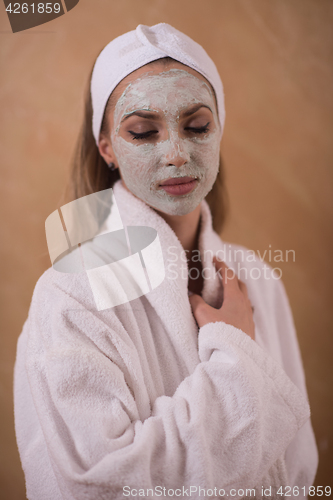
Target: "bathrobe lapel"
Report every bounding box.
[112,181,223,375]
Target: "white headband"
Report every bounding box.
[91,23,225,144]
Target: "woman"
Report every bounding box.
[14,23,318,499]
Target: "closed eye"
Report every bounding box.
[184,122,210,134]
[128,130,158,140]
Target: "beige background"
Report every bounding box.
[1,0,332,497]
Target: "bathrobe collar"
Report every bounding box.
[110,180,223,373]
[112,180,222,303]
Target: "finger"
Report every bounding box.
[188,293,206,314]
[238,279,249,299]
[237,281,253,313]
[213,258,239,295]
[189,293,216,328]
[213,257,231,279]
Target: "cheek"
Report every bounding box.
[112,135,157,173]
[187,134,220,169]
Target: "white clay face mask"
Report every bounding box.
[110,69,221,216]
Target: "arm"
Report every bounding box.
[24,268,310,500]
[272,277,319,490]
[190,257,318,495]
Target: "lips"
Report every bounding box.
[158,176,198,196]
[159,176,197,186]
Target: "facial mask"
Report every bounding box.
[111,69,221,216]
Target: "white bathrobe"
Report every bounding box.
[14,180,318,500]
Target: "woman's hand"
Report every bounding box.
[189,258,255,341]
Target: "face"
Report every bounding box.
[99,62,221,216]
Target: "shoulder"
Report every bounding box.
[31,266,95,312]
[24,267,102,349]
[25,264,139,346]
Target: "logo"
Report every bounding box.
[45,188,165,310]
[3,0,80,33]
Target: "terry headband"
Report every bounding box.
[91,23,225,144]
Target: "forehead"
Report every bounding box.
[112,60,214,98]
[120,71,214,111]
[111,61,217,111]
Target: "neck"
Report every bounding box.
[155,204,202,254]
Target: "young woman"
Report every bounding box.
[14,23,318,499]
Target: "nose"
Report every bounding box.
[165,132,190,168]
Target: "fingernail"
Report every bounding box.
[188,290,194,296]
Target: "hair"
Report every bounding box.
[63,57,228,234]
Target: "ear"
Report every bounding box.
[98,134,118,168]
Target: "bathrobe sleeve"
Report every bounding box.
[264,275,319,491]
[18,270,312,500]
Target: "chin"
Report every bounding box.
[150,198,202,217]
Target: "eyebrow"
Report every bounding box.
[121,110,159,124]
[120,104,212,124]
[181,104,212,117]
